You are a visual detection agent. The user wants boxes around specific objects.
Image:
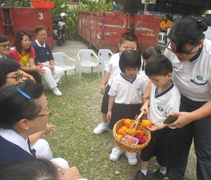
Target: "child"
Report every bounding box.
[139,46,161,93]
[134,54,181,180]
[93,33,139,135]
[107,50,145,166]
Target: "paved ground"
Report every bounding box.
[53,40,197,180]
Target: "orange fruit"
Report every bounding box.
[117,128,127,135]
[118,134,124,139]
[121,126,128,131]
[124,119,133,128]
[136,129,145,136]
[127,128,136,136]
[141,119,152,128]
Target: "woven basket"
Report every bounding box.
[113,118,151,153]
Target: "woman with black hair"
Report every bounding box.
[9,30,45,83]
[164,17,211,180]
[0,159,83,180]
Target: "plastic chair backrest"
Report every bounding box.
[53,52,67,67]
[98,49,113,64]
[77,49,97,62]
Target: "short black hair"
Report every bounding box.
[168,17,207,53]
[119,50,141,73]
[142,46,161,60]
[119,32,138,45]
[0,158,57,180]
[0,35,9,43]
[145,54,172,77]
[0,58,21,88]
[0,80,44,129]
[35,26,47,34]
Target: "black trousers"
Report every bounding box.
[169,95,211,180]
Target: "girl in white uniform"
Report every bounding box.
[164,17,211,180]
[107,50,145,166]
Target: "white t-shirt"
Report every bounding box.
[108,74,145,104]
[204,27,211,41]
[147,83,181,124]
[164,39,211,101]
[138,70,150,92]
[104,53,121,86]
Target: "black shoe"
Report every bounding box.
[134,170,149,180]
[148,169,169,180]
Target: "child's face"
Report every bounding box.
[124,67,139,79]
[148,73,172,88]
[118,40,137,53]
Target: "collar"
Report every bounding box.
[35,39,46,48]
[189,46,203,62]
[120,73,137,84]
[155,81,174,98]
[0,128,32,155]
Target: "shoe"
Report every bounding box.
[109,147,124,161]
[148,169,169,180]
[93,123,109,135]
[52,87,62,96]
[134,170,149,180]
[125,152,137,165]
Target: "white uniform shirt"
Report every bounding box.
[138,70,150,92]
[104,53,121,86]
[0,128,32,155]
[164,39,211,101]
[147,83,181,124]
[108,73,145,104]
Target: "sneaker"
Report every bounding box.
[109,147,124,161]
[125,152,137,165]
[148,169,169,180]
[52,87,62,96]
[134,170,149,180]
[93,123,109,135]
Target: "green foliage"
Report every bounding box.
[0,0,31,7]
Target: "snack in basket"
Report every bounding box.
[135,129,145,136]
[124,135,139,145]
[135,132,147,144]
[141,119,153,128]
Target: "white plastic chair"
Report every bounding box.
[77,49,100,80]
[98,49,113,78]
[52,52,77,85]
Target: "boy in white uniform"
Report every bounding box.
[134,54,181,180]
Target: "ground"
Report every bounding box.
[44,40,197,180]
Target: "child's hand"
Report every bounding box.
[141,105,148,114]
[100,84,106,95]
[107,111,112,122]
[147,122,164,131]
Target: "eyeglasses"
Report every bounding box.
[38,34,48,37]
[165,42,198,57]
[6,73,23,81]
[0,43,11,48]
[37,106,52,117]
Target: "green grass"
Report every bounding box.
[43,72,196,180]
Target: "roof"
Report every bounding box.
[157,0,211,9]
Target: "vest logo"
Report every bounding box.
[196,75,203,81]
[157,106,164,111]
[137,88,141,91]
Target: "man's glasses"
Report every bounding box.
[165,42,198,57]
[37,106,52,117]
[0,43,11,48]
[6,73,23,81]
[38,34,48,37]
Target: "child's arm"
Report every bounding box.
[100,71,110,95]
[107,96,115,121]
[142,81,152,103]
[141,99,150,114]
[147,122,168,131]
